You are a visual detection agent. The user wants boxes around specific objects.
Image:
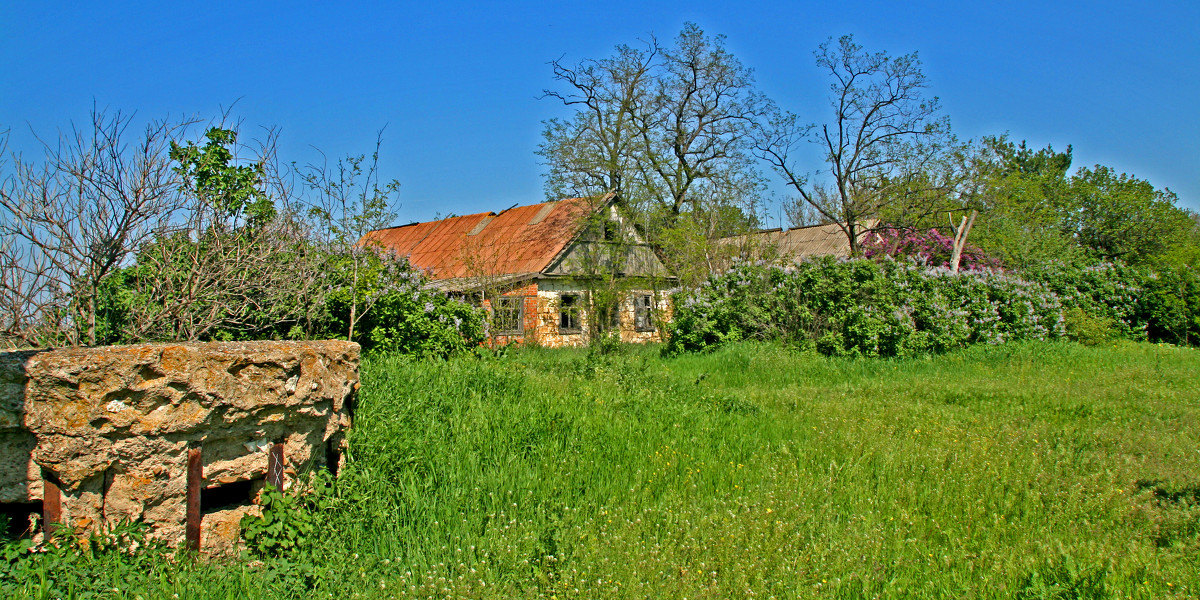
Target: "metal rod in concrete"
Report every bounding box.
[267,442,284,490]
[186,447,201,552]
[42,473,61,536]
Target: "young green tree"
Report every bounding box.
[967,136,1084,269]
[127,125,325,342]
[1071,165,1195,265]
[302,132,401,341]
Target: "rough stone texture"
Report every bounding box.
[0,340,358,553]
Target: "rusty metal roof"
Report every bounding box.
[360,197,598,281]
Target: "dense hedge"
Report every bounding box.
[666,257,1199,356]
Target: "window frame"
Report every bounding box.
[492,296,525,335]
[558,293,582,334]
[634,294,655,332]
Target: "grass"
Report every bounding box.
[3,340,1198,598]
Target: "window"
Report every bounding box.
[493,296,524,335]
[634,294,655,331]
[559,293,582,333]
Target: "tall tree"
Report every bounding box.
[539,23,768,228]
[967,136,1084,269]
[1071,165,1195,265]
[539,40,658,207]
[756,35,960,256]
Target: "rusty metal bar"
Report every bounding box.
[42,472,61,536]
[267,442,284,490]
[185,447,201,552]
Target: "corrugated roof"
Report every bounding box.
[360,197,598,281]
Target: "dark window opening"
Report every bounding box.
[202,478,260,513]
[635,294,655,332]
[559,294,582,333]
[603,219,619,241]
[0,501,42,539]
[493,296,524,335]
[325,439,341,478]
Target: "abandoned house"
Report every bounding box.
[360,196,675,347]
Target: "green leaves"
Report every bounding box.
[170,127,276,225]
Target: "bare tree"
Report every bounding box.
[756,35,960,256]
[637,23,769,219]
[0,110,187,347]
[539,38,659,207]
[540,23,768,285]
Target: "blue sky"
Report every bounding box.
[2,1,1197,225]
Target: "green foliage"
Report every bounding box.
[240,478,331,559]
[352,283,485,357]
[170,127,276,225]
[1024,260,1200,346]
[1062,307,1117,346]
[666,257,1066,356]
[3,342,1199,597]
[970,136,1200,270]
[1072,165,1196,266]
[312,248,484,356]
[0,520,178,598]
[1141,266,1200,345]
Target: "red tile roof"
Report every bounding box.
[360,197,599,280]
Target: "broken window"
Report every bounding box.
[493,296,524,335]
[595,297,620,333]
[559,293,582,333]
[635,294,655,331]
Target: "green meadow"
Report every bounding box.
[5,341,1199,599]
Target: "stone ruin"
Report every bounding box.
[0,340,358,553]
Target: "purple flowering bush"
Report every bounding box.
[862,227,1000,271]
[666,256,1065,357]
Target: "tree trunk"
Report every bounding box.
[949,210,978,273]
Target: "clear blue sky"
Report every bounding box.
[3,1,1197,225]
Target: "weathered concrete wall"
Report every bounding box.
[0,340,358,553]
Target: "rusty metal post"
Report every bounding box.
[185,447,201,552]
[267,442,284,490]
[42,472,61,536]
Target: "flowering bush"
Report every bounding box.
[1023,261,1200,346]
[319,248,485,357]
[668,255,1200,356]
[666,257,1065,357]
[862,227,1000,271]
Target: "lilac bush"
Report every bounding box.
[666,257,1064,357]
[862,227,1000,272]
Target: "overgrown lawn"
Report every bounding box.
[5,341,1198,599]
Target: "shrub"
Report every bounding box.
[666,257,1065,357]
[862,226,1000,271]
[1062,307,1117,346]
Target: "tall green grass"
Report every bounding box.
[4,341,1198,598]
